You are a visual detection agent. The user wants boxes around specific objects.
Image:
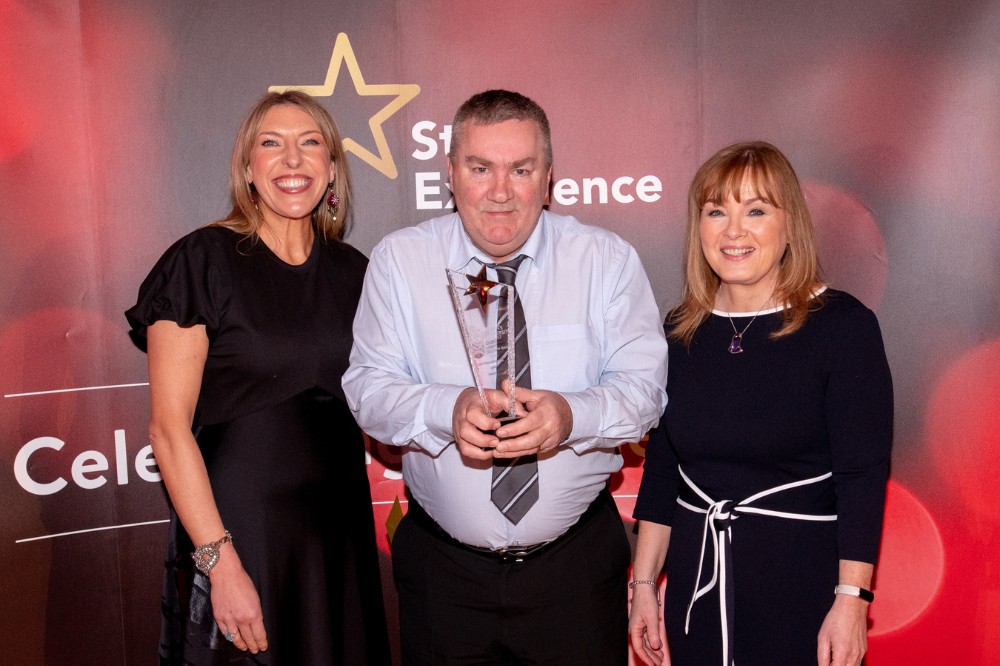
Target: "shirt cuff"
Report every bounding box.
[412,383,466,456]
[561,391,600,451]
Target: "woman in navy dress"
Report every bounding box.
[126,91,390,665]
[628,142,892,666]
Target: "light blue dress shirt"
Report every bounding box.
[343,211,668,548]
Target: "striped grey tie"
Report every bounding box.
[489,255,538,524]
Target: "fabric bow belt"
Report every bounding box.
[676,466,837,666]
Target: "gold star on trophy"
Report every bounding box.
[463,265,500,312]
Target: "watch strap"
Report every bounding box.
[834,583,874,603]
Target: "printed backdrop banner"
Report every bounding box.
[2,0,998,663]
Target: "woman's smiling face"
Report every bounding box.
[246,104,335,226]
[699,180,788,310]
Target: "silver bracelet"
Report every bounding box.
[628,579,658,590]
[628,579,661,605]
[192,530,232,576]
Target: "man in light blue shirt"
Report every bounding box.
[343,89,668,664]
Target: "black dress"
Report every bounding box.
[634,290,892,666]
[126,226,390,665]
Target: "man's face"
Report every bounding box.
[447,119,551,262]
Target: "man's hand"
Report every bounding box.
[493,387,572,458]
[451,387,519,459]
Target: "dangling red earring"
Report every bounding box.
[327,187,340,221]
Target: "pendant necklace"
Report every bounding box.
[724,293,774,354]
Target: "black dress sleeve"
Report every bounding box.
[823,294,893,563]
[634,314,681,526]
[633,416,682,526]
[125,227,233,351]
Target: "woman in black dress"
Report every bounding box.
[126,91,390,665]
[628,142,892,666]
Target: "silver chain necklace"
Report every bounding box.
[723,294,774,354]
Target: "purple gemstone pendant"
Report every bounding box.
[728,333,744,354]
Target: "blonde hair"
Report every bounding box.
[213,91,352,241]
[670,141,824,346]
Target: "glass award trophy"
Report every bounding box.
[445,266,519,422]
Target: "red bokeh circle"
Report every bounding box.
[868,480,944,636]
[925,338,1000,520]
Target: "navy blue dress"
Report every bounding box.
[127,226,390,665]
[634,290,892,665]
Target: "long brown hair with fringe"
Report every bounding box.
[213,90,352,242]
[670,141,824,347]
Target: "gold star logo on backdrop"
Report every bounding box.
[269,32,420,179]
